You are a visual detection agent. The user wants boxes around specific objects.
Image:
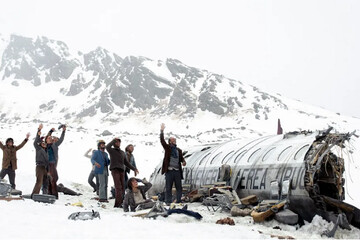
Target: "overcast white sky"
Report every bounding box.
[1,0,359,117]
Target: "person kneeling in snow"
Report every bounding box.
[123,177,155,212]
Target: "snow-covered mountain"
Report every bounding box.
[1,34,359,141]
[0,34,287,120]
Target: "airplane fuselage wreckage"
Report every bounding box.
[150,127,360,234]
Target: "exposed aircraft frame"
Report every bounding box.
[150,128,360,231]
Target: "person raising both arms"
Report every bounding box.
[42,125,66,199]
[0,132,30,189]
[31,124,49,197]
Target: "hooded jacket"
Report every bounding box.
[0,138,28,170]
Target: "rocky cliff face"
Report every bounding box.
[1,35,79,86]
[0,34,321,128]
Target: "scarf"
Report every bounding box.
[170,145,178,158]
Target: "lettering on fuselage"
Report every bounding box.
[234,165,305,190]
[183,167,219,187]
[182,165,306,191]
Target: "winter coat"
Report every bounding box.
[160,131,185,178]
[33,131,49,168]
[123,179,152,212]
[91,150,110,174]
[0,138,28,170]
[106,140,136,172]
[125,152,137,174]
[47,129,65,166]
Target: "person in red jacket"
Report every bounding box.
[160,123,186,204]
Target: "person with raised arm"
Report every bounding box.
[42,125,66,198]
[31,124,49,197]
[106,138,138,208]
[85,148,98,194]
[160,123,186,205]
[0,132,30,189]
[123,177,154,212]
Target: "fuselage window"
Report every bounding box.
[248,148,261,163]
[184,154,193,159]
[201,147,211,151]
[294,144,310,161]
[234,150,247,163]
[222,150,235,164]
[262,147,276,162]
[277,146,293,162]
[210,152,222,165]
[199,153,211,165]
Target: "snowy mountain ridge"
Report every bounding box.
[0,34,359,141]
[0,34,287,120]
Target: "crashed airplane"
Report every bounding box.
[150,127,360,232]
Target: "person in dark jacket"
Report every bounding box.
[91,140,110,202]
[160,123,186,204]
[0,133,30,189]
[106,138,139,208]
[123,177,154,212]
[31,124,49,197]
[42,126,66,199]
[124,144,137,189]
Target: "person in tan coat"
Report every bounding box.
[0,133,30,189]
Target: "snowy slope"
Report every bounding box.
[1,125,359,239]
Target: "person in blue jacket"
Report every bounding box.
[91,140,110,202]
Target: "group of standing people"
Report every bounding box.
[0,122,187,212]
[86,123,187,211]
[0,123,65,200]
[90,138,139,208]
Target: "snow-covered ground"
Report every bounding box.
[1,123,360,239]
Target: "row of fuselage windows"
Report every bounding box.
[188,144,310,166]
